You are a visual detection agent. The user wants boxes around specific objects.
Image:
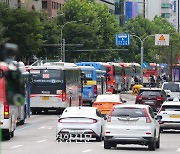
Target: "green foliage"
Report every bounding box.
[123,16,180,65]
[57,0,120,62]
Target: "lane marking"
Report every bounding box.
[36,140,46,143]
[38,126,52,130]
[11,145,23,149]
[16,124,37,132]
[82,149,92,153]
[177,148,180,152]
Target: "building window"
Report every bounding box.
[42,1,47,9]
[161,13,171,18]
[161,3,171,8]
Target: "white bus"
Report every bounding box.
[26,62,82,114]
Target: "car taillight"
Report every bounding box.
[94,85,97,95]
[107,116,111,122]
[93,103,102,106]
[62,90,66,101]
[4,104,9,119]
[143,108,152,123]
[58,118,63,123]
[157,97,163,101]
[136,96,142,100]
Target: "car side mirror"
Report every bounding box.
[155,115,162,121]
[167,94,170,97]
[103,115,108,120]
[123,100,127,103]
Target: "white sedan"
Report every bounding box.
[158,100,180,132]
[56,106,104,142]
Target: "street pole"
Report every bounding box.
[60,20,82,62]
[131,34,155,84]
[62,39,65,62]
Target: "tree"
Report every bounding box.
[0,4,44,63]
[57,0,120,62]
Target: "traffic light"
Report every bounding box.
[5,69,25,106]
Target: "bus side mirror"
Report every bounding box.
[0,69,4,78]
[81,72,87,84]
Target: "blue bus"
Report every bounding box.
[77,65,106,106]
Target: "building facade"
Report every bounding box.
[0,0,42,10]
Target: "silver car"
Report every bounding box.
[56,106,104,142]
[104,104,161,150]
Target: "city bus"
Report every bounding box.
[26,62,82,114]
[108,62,124,93]
[119,62,141,90]
[172,64,180,81]
[77,65,106,106]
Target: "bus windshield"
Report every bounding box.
[30,69,63,84]
[30,69,64,94]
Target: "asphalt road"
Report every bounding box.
[1,92,180,154]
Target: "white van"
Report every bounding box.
[161,82,180,99]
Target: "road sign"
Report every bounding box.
[116,34,130,46]
[155,34,169,46]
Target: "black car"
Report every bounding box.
[135,88,167,112]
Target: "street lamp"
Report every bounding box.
[130,34,155,83]
[60,20,82,62]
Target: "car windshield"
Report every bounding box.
[161,105,180,111]
[112,108,146,118]
[139,90,161,97]
[163,83,179,92]
[96,95,120,102]
[62,107,95,117]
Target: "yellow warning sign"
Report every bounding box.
[159,35,165,41]
[155,34,169,46]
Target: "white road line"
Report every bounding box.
[176,148,180,152]
[38,126,52,129]
[38,126,45,129]
[36,140,46,143]
[82,149,92,153]
[11,145,23,149]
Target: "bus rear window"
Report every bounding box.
[31,69,63,84]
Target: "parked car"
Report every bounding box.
[104,104,161,151]
[56,106,104,142]
[161,82,180,99]
[158,100,180,132]
[135,88,167,112]
[93,94,125,115]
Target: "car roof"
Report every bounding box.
[114,104,149,109]
[95,94,120,102]
[162,101,180,106]
[140,88,163,91]
[61,106,97,117]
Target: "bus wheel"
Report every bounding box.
[32,110,37,115]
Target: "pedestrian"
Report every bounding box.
[150,74,155,87]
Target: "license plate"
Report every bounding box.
[70,130,84,134]
[169,115,180,118]
[42,96,49,101]
[145,101,154,104]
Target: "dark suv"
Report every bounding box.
[135,88,167,112]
